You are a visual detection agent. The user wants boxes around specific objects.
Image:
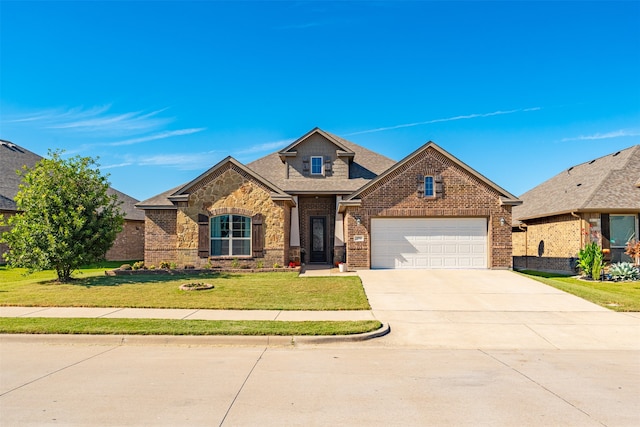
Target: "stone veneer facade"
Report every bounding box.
[144,164,290,268]
[344,147,514,269]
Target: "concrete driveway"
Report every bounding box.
[357,269,640,350]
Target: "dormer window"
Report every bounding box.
[311,156,323,175]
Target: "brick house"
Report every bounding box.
[0,140,145,262]
[512,145,640,273]
[137,128,521,270]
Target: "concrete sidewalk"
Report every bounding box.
[0,306,375,321]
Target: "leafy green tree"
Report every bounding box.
[1,150,124,282]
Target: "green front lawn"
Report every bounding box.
[0,318,382,336]
[0,267,370,310]
[518,270,640,312]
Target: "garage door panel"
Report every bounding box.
[371,218,487,269]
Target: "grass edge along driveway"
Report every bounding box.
[518,270,640,312]
[0,267,376,336]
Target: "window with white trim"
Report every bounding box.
[210,215,251,256]
[310,156,323,175]
[424,176,435,197]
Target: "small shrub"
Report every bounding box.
[119,264,132,271]
[204,261,212,270]
[273,263,281,268]
[625,239,640,265]
[169,262,177,270]
[231,258,240,268]
[132,261,144,270]
[256,260,264,269]
[577,242,604,279]
[148,265,156,270]
[609,262,640,281]
[159,261,170,269]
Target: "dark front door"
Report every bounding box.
[310,217,326,263]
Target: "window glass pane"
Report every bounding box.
[425,176,434,196]
[211,239,222,256]
[311,157,323,174]
[211,215,230,238]
[232,215,251,238]
[610,215,637,247]
[232,239,251,256]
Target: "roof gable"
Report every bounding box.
[278,127,355,160]
[343,141,520,205]
[137,157,293,209]
[513,145,640,221]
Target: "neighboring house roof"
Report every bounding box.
[247,128,396,194]
[513,144,640,222]
[0,140,144,221]
[136,157,295,209]
[341,141,521,207]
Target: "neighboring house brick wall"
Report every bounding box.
[512,213,583,273]
[345,147,513,269]
[105,220,145,261]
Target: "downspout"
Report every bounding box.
[570,212,582,248]
[518,222,527,269]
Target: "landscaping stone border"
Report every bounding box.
[105,267,302,276]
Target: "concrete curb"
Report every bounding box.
[0,323,390,347]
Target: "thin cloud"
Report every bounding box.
[233,139,293,155]
[561,129,640,142]
[101,162,133,170]
[345,107,542,136]
[4,105,172,134]
[109,128,206,146]
[138,152,222,170]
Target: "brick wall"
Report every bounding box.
[298,196,335,264]
[144,209,178,266]
[345,146,514,269]
[105,219,145,261]
[512,213,586,273]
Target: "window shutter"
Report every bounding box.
[601,214,610,260]
[435,175,444,198]
[416,174,424,195]
[197,214,209,258]
[324,156,332,172]
[252,213,264,258]
[302,156,310,175]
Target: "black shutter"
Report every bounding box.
[197,214,209,258]
[324,156,332,172]
[302,156,310,176]
[601,214,611,261]
[435,175,444,198]
[252,213,264,258]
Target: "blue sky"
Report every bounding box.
[1,1,639,202]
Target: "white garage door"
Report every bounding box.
[371,218,487,269]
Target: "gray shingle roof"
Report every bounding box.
[247,129,396,193]
[0,140,144,220]
[512,145,640,222]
